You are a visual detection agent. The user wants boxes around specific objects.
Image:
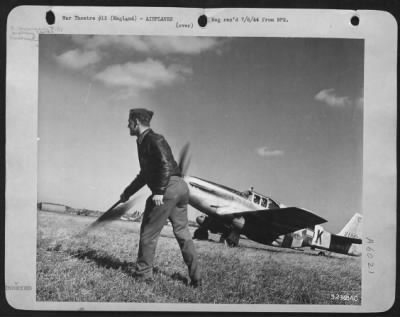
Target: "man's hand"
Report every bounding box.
[120,192,130,203]
[152,195,164,206]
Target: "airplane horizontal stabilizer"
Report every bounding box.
[235,207,327,241]
[331,233,362,245]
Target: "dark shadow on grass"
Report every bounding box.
[67,248,135,275]
[64,247,190,285]
[197,238,353,259]
[197,238,291,254]
[153,267,189,286]
[171,272,189,285]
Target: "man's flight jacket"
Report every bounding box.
[123,129,181,197]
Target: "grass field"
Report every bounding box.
[37,210,361,304]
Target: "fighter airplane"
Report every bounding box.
[183,175,362,256]
[183,175,322,246]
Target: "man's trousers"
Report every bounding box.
[135,176,201,282]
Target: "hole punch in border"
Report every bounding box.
[46,10,56,25]
[198,14,207,28]
[351,15,360,26]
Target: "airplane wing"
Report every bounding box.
[233,207,327,242]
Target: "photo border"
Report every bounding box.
[4,4,398,313]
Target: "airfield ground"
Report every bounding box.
[37,210,361,304]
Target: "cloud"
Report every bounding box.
[71,35,222,55]
[55,49,101,70]
[94,58,192,91]
[142,37,222,54]
[314,89,352,107]
[56,36,224,98]
[256,146,284,157]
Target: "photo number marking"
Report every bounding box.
[330,293,359,303]
[366,237,375,274]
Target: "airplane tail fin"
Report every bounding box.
[337,213,362,239]
[311,214,363,256]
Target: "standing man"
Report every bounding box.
[120,108,202,287]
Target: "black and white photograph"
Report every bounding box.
[36,34,364,304]
[5,6,396,312]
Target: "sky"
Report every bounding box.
[38,35,364,232]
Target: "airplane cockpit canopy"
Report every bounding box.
[248,191,280,209]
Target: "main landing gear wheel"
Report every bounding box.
[193,227,209,240]
[220,230,240,247]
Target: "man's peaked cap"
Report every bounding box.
[129,108,154,124]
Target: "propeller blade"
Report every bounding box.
[178,142,191,175]
[87,197,138,230]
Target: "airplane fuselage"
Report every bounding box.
[183,176,259,217]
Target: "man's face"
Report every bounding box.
[128,118,139,136]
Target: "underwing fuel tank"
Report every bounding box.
[196,215,206,226]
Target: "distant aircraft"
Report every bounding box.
[182,175,362,256]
